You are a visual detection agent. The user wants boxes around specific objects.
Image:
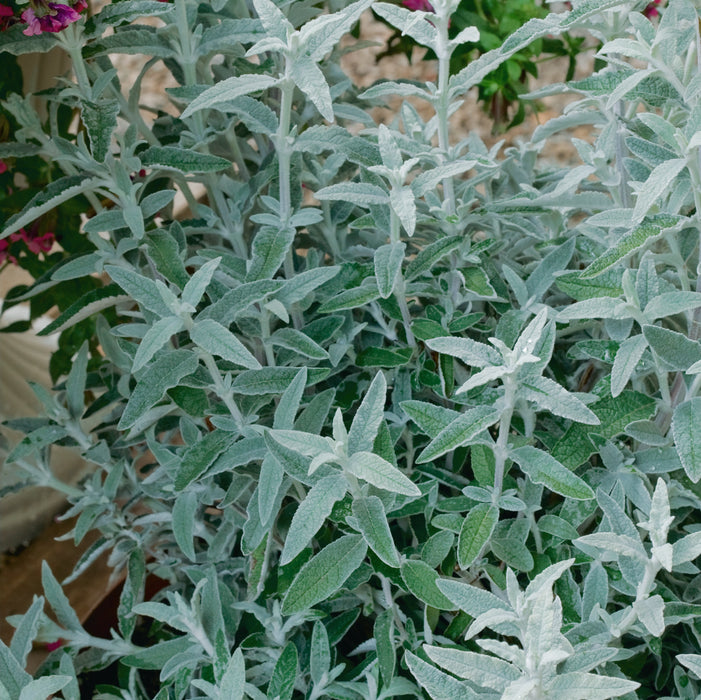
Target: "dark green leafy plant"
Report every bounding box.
[2,0,701,698]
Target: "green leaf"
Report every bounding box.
[581,215,683,278]
[282,534,368,614]
[274,367,307,430]
[2,175,97,239]
[424,645,520,691]
[416,407,501,463]
[175,429,235,491]
[521,376,599,425]
[318,284,381,312]
[672,398,701,483]
[132,316,184,372]
[400,560,455,610]
[390,186,416,237]
[270,328,328,360]
[356,346,413,367]
[511,446,594,500]
[374,242,405,299]
[632,157,686,222]
[405,651,480,700]
[246,225,295,281]
[105,265,172,317]
[281,474,348,565]
[373,3,438,49]
[401,400,461,438]
[374,609,395,686]
[405,236,462,280]
[643,324,701,371]
[81,99,119,162]
[172,491,198,561]
[119,350,199,429]
[610,334,647,397]
[349,371,387,455]
[219,648,245,700]
[192,319,261,369]
[268,642,297,700]
[181,74,278,118]
[233,367,329,395]
[545,671,639,698]
[426,336,501,368]
[140,146,231,173]
[9,597,44,669]
[458,503,499,569]
[310,622,331,685]
[315,182,389,205]
[41,562,83,631]
[352,496,400,568]
[65,342,88,419]
[290,56,333,121]
[18,677,72,700]
[346,452,420,496]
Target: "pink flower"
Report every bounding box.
[21,1,84,36]
[403,0,434,10]
[0,4,13,17]
[643,0,663,18]
[0,160,6,174]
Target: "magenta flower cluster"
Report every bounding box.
[0,0,86,35]
[402,0,434,10]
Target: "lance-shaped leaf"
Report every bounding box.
[346,451,420,496]
[233,367,329,395]
[174,429,235,491]
[374,609,396,686]
[282,534,367,614]
[191,319,261,370]
[373,3,438,48]
[672,398,701,483]
[105,265,172,317]
[545,671,639,698]
[290,56,334,122]
[511,446,594,500]
[424,645,521,691]
[268,642,297,700]
[181,74,278,118]
[140,146,231,173]
[643,325,701,371]
[401,561,454,610]
[280,474,347,565]
[246,224,295,281]
[405,651,481,700]
[416,406,500,463]
[426,336,501,367]
[520,376,599,424]
[610,334,647,397]
[132,316,184,372]
[315,182,389,205]
[270,328,328,360]
[349,371,387,454]
[400,400,461,438]
[632,157,686,223]
[458,503,499,569]
[352,496,400,568]
[374,242,405,298]
[2,175,98,239]
[219,648,245,700]
[81,99,119,162]
[580,214,683,278]
[119,350,199,429]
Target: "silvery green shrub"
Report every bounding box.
[2,0,701,697]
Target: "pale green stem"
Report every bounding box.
[200,351,244,428]
[260,307,276,367]
[389,209,416,347]
[435,13,456,216]
[493,378,516,501]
